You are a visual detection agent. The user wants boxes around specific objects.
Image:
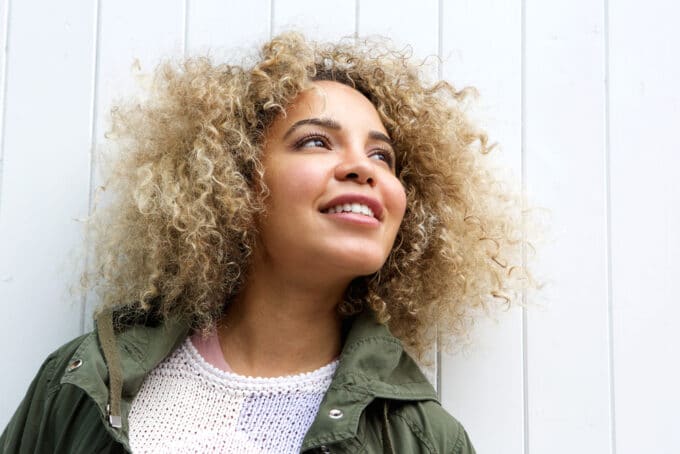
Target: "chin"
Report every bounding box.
[336,254,388,278]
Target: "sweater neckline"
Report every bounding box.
[184,336,339,388]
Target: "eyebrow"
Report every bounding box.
[283,117,394,148]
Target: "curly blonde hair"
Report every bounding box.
[86,32,529,356]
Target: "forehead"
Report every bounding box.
[269,81,388,135]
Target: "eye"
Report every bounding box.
[370,149,395,169]
[294,133,331,149]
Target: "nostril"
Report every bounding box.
[346,172,359,179]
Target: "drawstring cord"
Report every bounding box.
[382,400,395,454]
[96,310,123,429]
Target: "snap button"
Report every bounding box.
[66,359,83,372]
[328,408,343,419]
[320,445,331,453]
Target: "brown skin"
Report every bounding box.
[217,81,407,377]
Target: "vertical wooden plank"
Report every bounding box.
[358,0,438,60]
[93,0,184,131]
[440,1,524,453]
[610,0,680,452]
[273,0,356,41]
[186,0,270,60]
[524,0,612,453]
[0,0,8,207]
[441,0,522,172]
[83,0,185,326]
[0,0,8,171]
[0,0,96,428]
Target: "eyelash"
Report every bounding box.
[293,132,396,170]
[294,132,332,149]
[370,149,395,169]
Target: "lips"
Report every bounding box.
[320,194,384,220]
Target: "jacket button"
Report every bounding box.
[66,359,83,372]
[328,408,343,419]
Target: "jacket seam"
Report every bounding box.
[302,437,365,453]
[43,355,61,397]
[340,336,402,356]
[326,383,373,396]
[326,382,435,406]
[392,411,437,454]
[452,421,465,453]
[120,339,146,365]
[334,372,433,387]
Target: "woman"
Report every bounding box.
[1,33,526,453]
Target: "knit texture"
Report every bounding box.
[128,337,338,453]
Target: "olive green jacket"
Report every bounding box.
[1,311,475,453]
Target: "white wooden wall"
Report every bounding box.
[1,1,678,453]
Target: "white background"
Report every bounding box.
[1,1,679,453]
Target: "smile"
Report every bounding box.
[323,203,375,218]
[320,194,384,221]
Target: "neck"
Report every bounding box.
[217,261,349,377]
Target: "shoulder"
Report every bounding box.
[36,333,94,388]
[20,331,95,405]
[389,399,476,454]
[1,332,99,452]
[10,332,94,403]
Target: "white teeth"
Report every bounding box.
[325,203,375,218]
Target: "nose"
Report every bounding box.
[334,149,376,187]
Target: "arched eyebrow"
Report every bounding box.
[283,117,394,148]
[283,118,341,139]
[368,131,394,148]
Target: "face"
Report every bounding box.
[257,81,407,282]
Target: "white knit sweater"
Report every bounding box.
[128,337,338,453]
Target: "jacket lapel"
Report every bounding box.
[301,311,438,451]
[60,315,190,449]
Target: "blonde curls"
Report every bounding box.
[85,32,531,356]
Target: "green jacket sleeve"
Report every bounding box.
[0,335,102,454]
[385,400,476,454]
[1,351,60,453]
[453,423,476,454]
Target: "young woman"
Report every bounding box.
[1,32,526,453]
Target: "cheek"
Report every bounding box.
[265,159,328,206]
[387,181,408,222]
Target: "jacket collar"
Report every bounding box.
[61,315,190,450]
[62,310,437,451]
[300,311,438,450]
